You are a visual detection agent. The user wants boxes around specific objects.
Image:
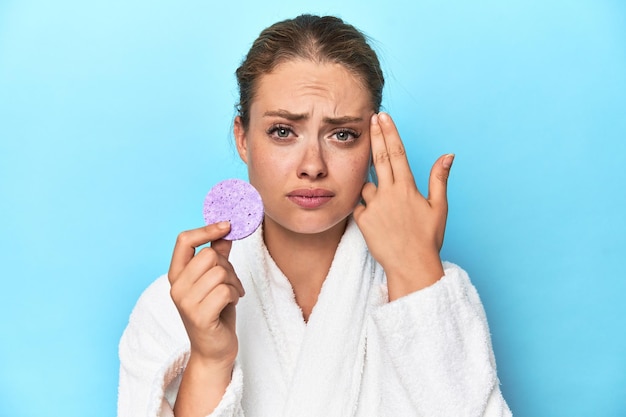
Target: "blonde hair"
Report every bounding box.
[235,14,384,129]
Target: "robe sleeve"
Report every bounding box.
[371,262,512,417]
[117,275,245,417]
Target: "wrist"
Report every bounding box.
[187,350,235,379]
[384,250,444,301]
[174,352,235,416]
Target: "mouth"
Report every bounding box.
[287,189,335,209]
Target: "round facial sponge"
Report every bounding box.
[203,179,264,240]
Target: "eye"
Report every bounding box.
[267,124,296,140]
[276,127,290,138]
[332,129,360,142]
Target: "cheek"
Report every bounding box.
[354,156,370,181]
[334,151,370,187]
[353,135,372,177]
[353,144,373,180]
[246,144,289,184]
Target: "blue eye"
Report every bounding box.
[267,125,295,140]
[333,129,360,142]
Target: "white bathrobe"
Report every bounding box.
[118,220,512,417]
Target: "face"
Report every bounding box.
[234,59,374,236]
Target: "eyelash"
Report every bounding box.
[332,129,360,143]
[266,124,361,144]
[266,124,295,140]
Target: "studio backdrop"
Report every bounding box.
[1,1,625,416]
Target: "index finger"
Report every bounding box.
[168,221,231,283]
[370,113,393,186]
[377,112,415,185]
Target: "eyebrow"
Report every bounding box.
[263,109,364,125]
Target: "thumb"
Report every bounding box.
[352,202,365,225]
[428,153,454,209]
[211,238,233,259]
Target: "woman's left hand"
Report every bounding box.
[353,112,454,301]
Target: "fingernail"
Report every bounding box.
[442,154,455,169]
[371,113,379,125]
[378,112,389,122]
[217,221,230,230]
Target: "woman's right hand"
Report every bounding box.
[168,221,245,370]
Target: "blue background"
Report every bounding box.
[1,1,625,416]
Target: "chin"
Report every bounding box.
[267,211,352,236]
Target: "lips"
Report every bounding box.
[287,188,335,209]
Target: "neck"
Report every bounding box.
[263,216,348,321]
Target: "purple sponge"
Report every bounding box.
[203,179,264,240]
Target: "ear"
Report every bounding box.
[234,116,248,164]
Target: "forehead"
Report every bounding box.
[250,59,373,115]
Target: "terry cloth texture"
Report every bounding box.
[118,219,512,417]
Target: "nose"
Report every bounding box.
[297,139,328,180]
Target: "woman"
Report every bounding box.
[118,14,512,417]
